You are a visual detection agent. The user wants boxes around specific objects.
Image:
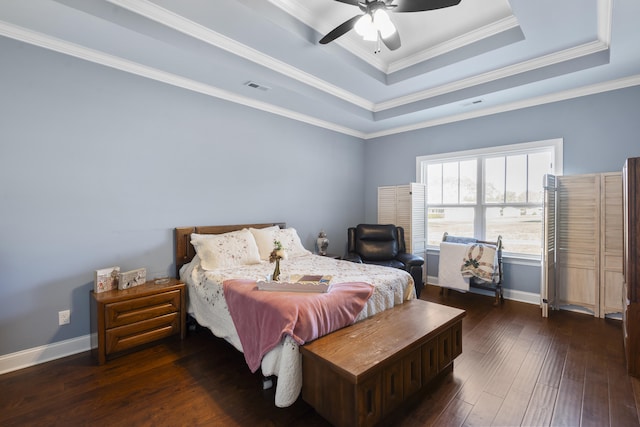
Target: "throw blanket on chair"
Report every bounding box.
[438,242,471,291]
[223,279,374,372]
[460,243,498,282]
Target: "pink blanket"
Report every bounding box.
[223,279,374,372]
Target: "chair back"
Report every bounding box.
[348,224,405,261]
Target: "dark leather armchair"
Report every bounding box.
[345,224,425,297]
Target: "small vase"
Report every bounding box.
[317,230,329,256]
[272,258,281,281]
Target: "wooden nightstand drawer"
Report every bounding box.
[92,279,186,364]
[105,290,181,328]
[106,312,180,354]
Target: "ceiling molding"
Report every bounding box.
[108,0,375,110]
[110,0,613,116]
[0,0,628,141]
[375,39,609,112]
[269,0,520,75]
[386,15,521,74]
[365,73,640,139]
[0,20,366,139]
[598,0,613,44]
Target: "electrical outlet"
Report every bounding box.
[58,310,70,325]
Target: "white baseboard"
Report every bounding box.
[469,286,540,305]
[2,281,543,376]
[0,334,94,375]
[426,275,540,305]
[2,289,611,376]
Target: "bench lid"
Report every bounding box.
[301,299,465,382]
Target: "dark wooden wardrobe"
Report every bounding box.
[623,156,640,377]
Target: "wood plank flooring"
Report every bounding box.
[1,285,639,426]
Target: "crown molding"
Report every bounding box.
[598,0,613,44]
[0,0,626,141]
[110,0,613,115]
[0,20,366,139]
[375,39,609,112]
[386,15,520,74]
[108,0,375,111]
[2,17,634,141]
[365,73,640,139]
[268,0,520,75]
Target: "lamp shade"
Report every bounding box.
[373,9,396,38]
[354,14,377,41]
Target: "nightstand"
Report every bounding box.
[91,278,186,365]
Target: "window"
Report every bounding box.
[417,139,562,257]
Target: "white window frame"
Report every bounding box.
[416,138,563,259]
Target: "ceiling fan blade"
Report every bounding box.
[392,0,462,13]
[381,30,401,51]
[319,15,362,44]
[332,0,360,5]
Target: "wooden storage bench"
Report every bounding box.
[301,299,465,427]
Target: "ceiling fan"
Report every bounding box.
[319,0,462,52]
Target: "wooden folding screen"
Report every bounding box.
[544,172,623,318]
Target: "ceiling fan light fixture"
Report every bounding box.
[354,14,377,41]
[373,9,396,38]
[321,0,462,48]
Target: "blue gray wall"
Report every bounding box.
[0,38,364,356]
[365,86,640,294]
[2,33,640,360]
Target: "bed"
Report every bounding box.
[175,223,416,407]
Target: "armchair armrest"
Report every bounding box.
[395,252,424,268]
[344,252,363,263]
[396,252,424,298]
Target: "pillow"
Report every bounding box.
[249,226,280,260]
[191,229,260,270]
[274,228,312,258]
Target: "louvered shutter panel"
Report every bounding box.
[395,185,412,249]
[600,172,624,317]
[409,183,427,254]
[557,174,600,315]
[542,174,557,318]
[378,186,398,225]
[378,184,427,255]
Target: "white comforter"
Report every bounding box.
[180,253,415,407]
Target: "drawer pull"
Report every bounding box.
[366,389,373,415]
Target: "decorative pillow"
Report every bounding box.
[191,229,260,270]
[274,228,312,258]
[249,226,280,260]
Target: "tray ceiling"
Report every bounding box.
[1,0,639,138]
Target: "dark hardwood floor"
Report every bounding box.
[1,285,639,426]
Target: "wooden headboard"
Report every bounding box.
[174,222,286,277]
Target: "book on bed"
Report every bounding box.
[257,275,332,293]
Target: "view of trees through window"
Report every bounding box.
[419,141,560,257]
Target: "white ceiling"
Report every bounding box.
[1,0,639,139]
